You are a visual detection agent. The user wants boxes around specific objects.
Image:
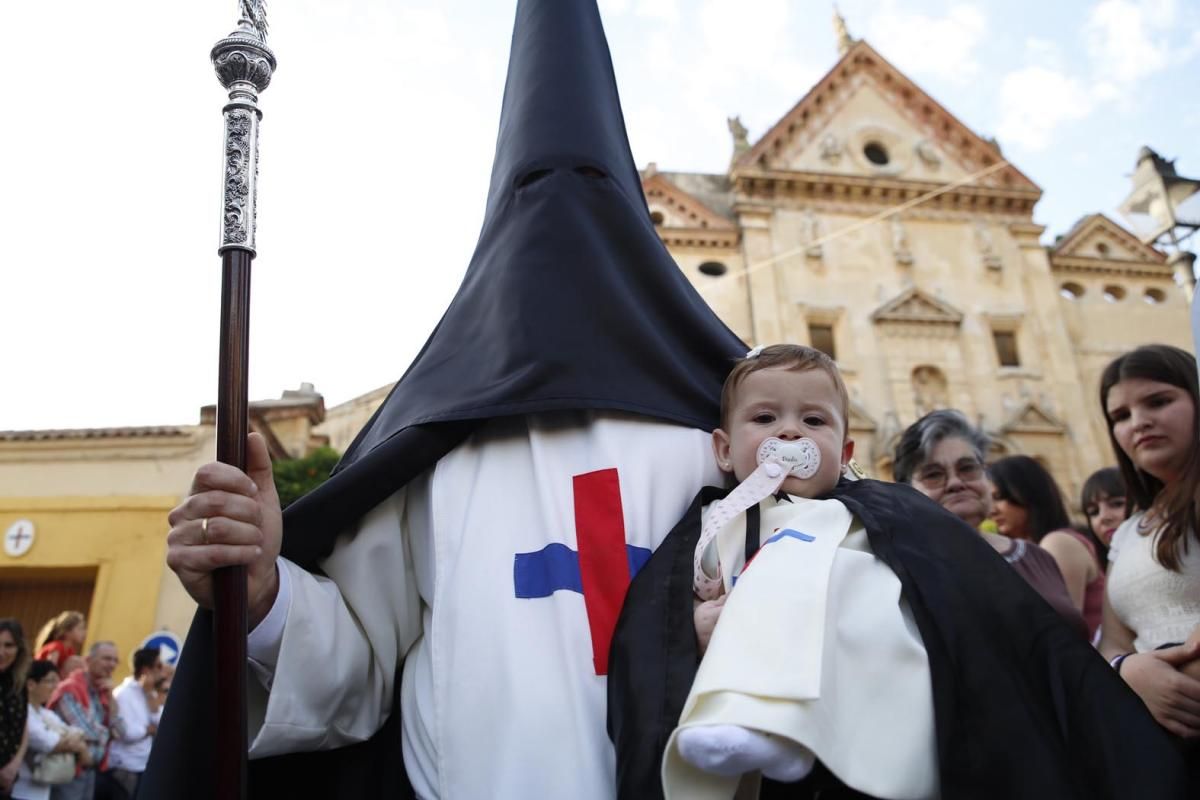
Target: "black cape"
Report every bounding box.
[141,1,744,797]
[608,481,1194,799]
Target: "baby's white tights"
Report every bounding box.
[677,724,815,782]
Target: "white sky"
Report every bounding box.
[2,0,1197,432]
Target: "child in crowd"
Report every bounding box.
[1081,466,1126,564]
[1098,344,1200,748]
[666,344,936,799]
[33,613,86,678]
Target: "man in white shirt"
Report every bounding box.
[107,648,162,797]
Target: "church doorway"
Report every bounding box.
[0,566,97,651]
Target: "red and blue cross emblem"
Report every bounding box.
[512,468,650,675]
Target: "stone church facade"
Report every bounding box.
[648,37,1191,503]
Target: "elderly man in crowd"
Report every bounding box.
[48,641,118,800]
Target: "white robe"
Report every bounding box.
[665,496,939,800]
[245,411,723,799]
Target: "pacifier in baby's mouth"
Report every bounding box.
[756,437,821,479]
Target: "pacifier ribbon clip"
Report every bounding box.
[694,438,822,600]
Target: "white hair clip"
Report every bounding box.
[745,345,765,359]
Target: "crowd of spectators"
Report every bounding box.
[892,343,1200,765]
[4,343,1199,795]
[0,613,170,800]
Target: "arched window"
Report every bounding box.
[698,261,728,277]
[1144,287,1167,304]
[1102,285,1126,303]
[1059,282,1085,300]
[649,210,665,225]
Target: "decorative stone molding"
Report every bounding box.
[819,134,843,164]
[975,221,1002,270]
[871,287,964,326]
[1000,401,1067,435]
[730,169,1040,218]
[891,217,913,265]
[914,139,941,168]
[655,228,741,249]
[1049,255,1174,279]
[804,209,824,259]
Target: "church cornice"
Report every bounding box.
[1048,255,1175,279]
[656,227,741,249]
[730,168,1040,218]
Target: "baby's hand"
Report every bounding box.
[694,593,727,657]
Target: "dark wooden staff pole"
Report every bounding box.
[211,5,275,798]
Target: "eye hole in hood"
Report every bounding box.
[516,168,554,188]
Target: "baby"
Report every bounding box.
[663,345,938,800]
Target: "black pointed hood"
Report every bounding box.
[283,0,745,556]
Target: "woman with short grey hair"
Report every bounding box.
[895,410,1085,634]
[894,410,991,526]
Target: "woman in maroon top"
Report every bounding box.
[894,411,1086,636]
[990,455,1106,638]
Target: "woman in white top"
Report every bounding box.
[11,660,88,800]
[1097,344,1200,748]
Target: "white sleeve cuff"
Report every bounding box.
[247,557,292,690]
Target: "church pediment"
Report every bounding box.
[642,173,736,231]
[1000,401,1066,435]
[871,288,964,326]
[1050,214,1166,264]
[735,40,1037,194]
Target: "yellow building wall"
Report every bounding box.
[0,496,180,681]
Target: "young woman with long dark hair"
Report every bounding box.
[1098,343,1200,745]
[1081,466,1127,565]
[989,455,1106,637]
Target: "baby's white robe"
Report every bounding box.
[664,495,940,800]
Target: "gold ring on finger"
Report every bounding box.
[200,517,210,546]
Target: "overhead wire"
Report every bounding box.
[696,158,1015,299]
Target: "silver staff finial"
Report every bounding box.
[239,0,269,43]
[212,3,277,255]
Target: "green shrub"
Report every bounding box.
[273,447,341,508]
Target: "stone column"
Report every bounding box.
[737,203,784,345]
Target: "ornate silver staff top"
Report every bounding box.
[212,0,276,255]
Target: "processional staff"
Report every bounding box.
[209,2,275,797]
